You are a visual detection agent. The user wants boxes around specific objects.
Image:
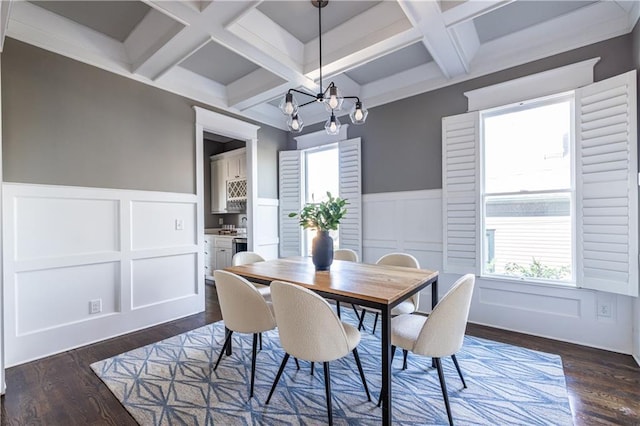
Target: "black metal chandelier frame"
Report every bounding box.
[280,0,368,134]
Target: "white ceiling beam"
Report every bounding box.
[125,8,186,73]
[227,68,286,110]
[0,0,12,52]
[397,0,468,78]
[448,19,480,71]
[303,2,414,77]
[441,0,513,26]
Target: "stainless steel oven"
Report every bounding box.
[232,237,247,255]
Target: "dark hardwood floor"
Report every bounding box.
[1,284,639,425]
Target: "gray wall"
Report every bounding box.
[290,33,634,195]
[1,38,288,198]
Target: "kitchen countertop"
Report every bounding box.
[205,228,247,237]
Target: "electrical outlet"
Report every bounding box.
[175,218,184,230]
[89,299,102,314]
[219,218,224,225]
[597,302,611,318]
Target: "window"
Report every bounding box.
[303,144,339,255]
[481,95,574,283]
[443,69,637,296]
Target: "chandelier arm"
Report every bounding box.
[298,99,319,108]
[322,81,336,97]
[288,88,317,100]
[341,96,361,102]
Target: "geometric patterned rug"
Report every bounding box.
[91,311,573,425]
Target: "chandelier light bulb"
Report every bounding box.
[279,93,298,116]
[324,113,341,135]
[349,101,368,125]
[324,85,343,112]
[287,114,304,133]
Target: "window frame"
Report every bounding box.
[479,92,577,286]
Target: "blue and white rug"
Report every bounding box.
[91,312,573,425]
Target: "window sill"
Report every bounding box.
[479,274,576,290]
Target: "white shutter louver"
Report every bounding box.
[576,70,638,296]
[442,112,480,274]
[279,150,303,257]
[339,138,362,259]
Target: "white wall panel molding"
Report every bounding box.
[362,188,634,354]
[2,183,203,366]
[255,198,279,260]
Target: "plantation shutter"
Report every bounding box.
[279,150,304,257]
[338,138,362,259]
[442,112,480,274]
[576,70,638,296]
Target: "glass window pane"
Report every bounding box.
[484,100,571,194]
[305,148,339,203]
[484,193,572,281]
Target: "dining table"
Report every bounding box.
[224,256,439,426]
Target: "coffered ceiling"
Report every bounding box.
[0,1,638,130]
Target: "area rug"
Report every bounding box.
[91,311,573,425]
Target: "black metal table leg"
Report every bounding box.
[431,278,438,309]
[381,305,392,426]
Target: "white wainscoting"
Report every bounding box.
[2,183,204,366]
[363,189,634,354]
[254,198,279,260]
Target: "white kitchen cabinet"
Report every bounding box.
[210,158,226,214]
[227,153,246,180]
[214,237,233,270]
[210,148,246,214]
[204,234,215,278]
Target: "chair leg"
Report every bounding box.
[451,354,466,388]
[259,333,263,351]
[336,301,341,318]
[358,309,367,331]
[213,330,233,371]
[372,312,379,334]
[323,362,334,426]
[377,345,397,407]
[250,333,258,398]
[435,357,454,426]
[266,353,290,404]
[352,348,371,401]
[311,361,315,376]
[294,357,300,370]
[402,349,408,370]
[351,304,366,331]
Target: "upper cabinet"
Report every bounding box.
[210,148,246,214]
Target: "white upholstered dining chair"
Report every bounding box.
[358,252,421,334]
[231,251,271,299]
[212,270,277,398]
[334,248,359,262]
[378,273,476,426]
[265,280,371,425]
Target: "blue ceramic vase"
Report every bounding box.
[312,230,333,271]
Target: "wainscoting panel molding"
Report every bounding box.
[2,183,204,366]
[362,189,634,354]
[255,198,279,260]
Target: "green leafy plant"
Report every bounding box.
[504,258,570,280]
[288,192,348,231]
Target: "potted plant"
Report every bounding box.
[289,192,348,270]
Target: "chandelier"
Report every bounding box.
[279,0,368,135]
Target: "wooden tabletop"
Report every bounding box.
[224,257,439,306]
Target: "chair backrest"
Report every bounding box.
[376,252,420,268]
[213,270,276,334]
[232,251,265,266]
[376,252,420,307]
[413,274,475,357]
[270,280,351,362]
[334,248,359,262]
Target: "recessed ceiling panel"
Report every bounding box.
[180,41,261,86]
[30,1,151,42]
[345,43,433,85]
[257,1,380,43]
[474,1,596,43]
